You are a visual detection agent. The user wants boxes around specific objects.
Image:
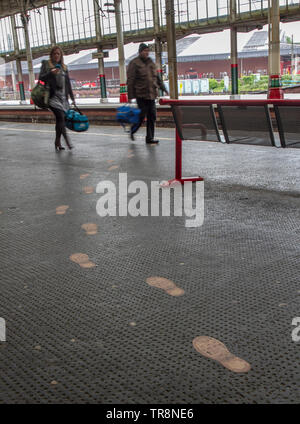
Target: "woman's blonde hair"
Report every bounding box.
[49,46,67,71]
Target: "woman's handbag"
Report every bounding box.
[65,105,89,132]
[31,80,50,109]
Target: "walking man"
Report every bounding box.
[127,43,169,144]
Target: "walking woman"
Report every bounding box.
[39,46,75,151]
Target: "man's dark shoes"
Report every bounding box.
[130,131,135,141]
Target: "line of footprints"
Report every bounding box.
[54,165,251,374]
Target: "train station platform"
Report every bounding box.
[0,122,300,403]
[0,103,174,128]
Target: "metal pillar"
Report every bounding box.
[114,0,127,103]
[11,63,17,93]
[268,0,284,99]
[7,33,17,94]
[94,0,107,102]
[291,34,294,75]
[230,0,239,98]
[16,59,25,92]
[47,1,56,47]
[10,15,26,103]
[152,0,163,96]
[21,12,35,91]
[165,0,178,99]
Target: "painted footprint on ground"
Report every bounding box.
[146,276,185,296]
[70,253,96,268]
[80,173,90,180]
[108,165,119,171]
[83,186,94,194]
[192,336,251,373]
[56,205,69,215]
[81,223,98,235]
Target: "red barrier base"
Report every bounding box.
[120,93,128,103]
[268,75,284,99]
[162,176,204,187]
[268,87,284,100]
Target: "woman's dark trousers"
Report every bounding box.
[50,106,70,147]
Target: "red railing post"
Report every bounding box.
[175,128,182,181]
[163,120,203,186]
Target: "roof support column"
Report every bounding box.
[114,0,127,103]
[10,14,26,103]
[7,27,17,93]
[47,1,56,47]
[268,0,284,99]
[11,63,17,93]
[152,0,163,97]
[94,0,107,103]
[21,11,35,91]
[165,0,178,99]
[230,0,239,98]
[16,58,25,102]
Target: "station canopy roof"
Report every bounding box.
[0,0,64,18]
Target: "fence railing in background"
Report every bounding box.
[1,0,300,55]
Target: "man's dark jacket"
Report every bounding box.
[127,56,166,100]
[39,60,74,101]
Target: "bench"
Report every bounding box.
[159,99,300,184]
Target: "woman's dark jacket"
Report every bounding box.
[39,60,74,101]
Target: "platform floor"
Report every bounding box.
[0,122,300,404]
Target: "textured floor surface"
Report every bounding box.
[0,122,300,404]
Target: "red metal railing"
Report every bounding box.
[159,99,300,107]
